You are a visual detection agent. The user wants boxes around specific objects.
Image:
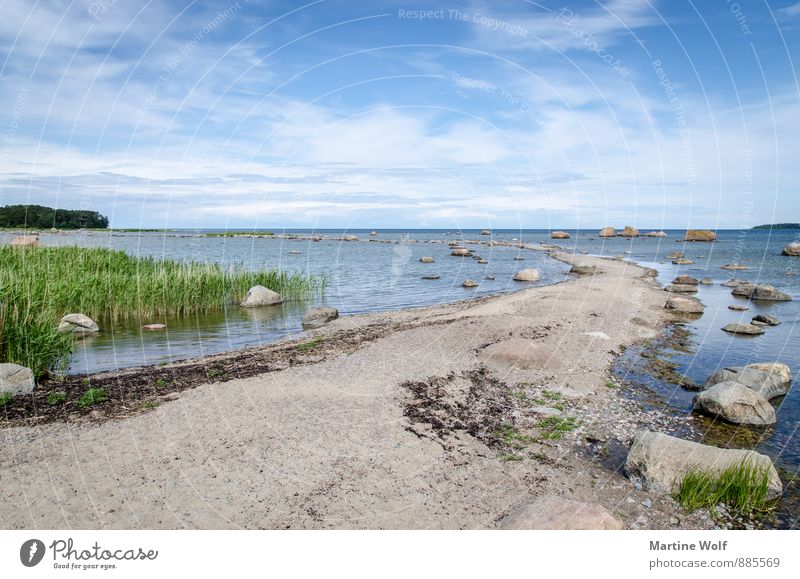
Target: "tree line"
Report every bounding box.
[0,204,109,229]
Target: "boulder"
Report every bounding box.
[684,229,716,242]
[480,229,492,236]
[421,275,440,280]
[240,285,283,307]
[624,431,782,499]
[728,304,749,311]
[598,227,616,237]
[731,282,756,296]
[666,251,684,260]
[369,230,378,236]
[142,324,167,331]
[672,275,699,285]
[665,284,698,293]
[781,242,800,256]
[721,263,749,270]
[664,296,704,314]
[550,231,571,239]
[751,285,791,301]
[699,278,713,285]
[342,235,359,241]
[722,278,747,287]
[569,264,600,275]
[302,307,339,329]
[478,259,488,264]
[419,256,435,263]
[747,362,792,387]
[478,339,560,370]
[693,382,776,426]
[0,363,35,396]
[646,231,668,237]
[752,314,780,326]
[513,268,540,282]
[484,275,496,280]
[500,495,623,530]
[706,366,789,400]
[672,258,694,265]
[10,235,40,248]
[462,279,478,288]
[57,313,100,336]
[620,225,640,237]
[451,248,471,257]
[722,323,764,336]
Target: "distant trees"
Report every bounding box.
[0,205,109,229]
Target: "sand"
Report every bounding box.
[0,253,715,529]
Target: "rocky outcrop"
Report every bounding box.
[684,229,716,242]
[751,285,792,301]
[645,231,668,237]
[722,323,764,335]
[57,313,100,336]
[10,235,41,248]
[0,363,35,396]
[620,225,640,237]
[240,285,283,307]
[672,275,699,285]
[500,495,624,530]
[512,268,540,282]
[693,382,776,426]
[598,227,616,237]
[664,296,704,314]
[302,307,339,329]
[751,314,780,326]
[419,256,435,263]
[665,284,698,293]
[550,231,571,239]
[781,242,800,256]
[706,365,790,400]
[342,235,359,241]
[624,431,782,499]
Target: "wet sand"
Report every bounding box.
[0,252,716,529]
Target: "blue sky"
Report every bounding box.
[0,0,798,229]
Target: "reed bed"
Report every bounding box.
[0,245,324,377]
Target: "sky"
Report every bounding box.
[0,0,798,230]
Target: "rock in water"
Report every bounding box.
[728,304,749,311]
[480,229,492,236]
[620,225,640,237]
[721,263,749,270]
[10,235,41,248]
[513,268,540,282]
[672,258,694,265]
[722,278,747,287]
[781,242,800,256]
[684,229,716,241]
[302,307,339,329]
[342,235,359,241]
[645,230,668,237]
[0,363,35,396]
[550,231,571,239]
[500,495,623,530]
[240,285,283,307]
[450,248,471,257]
[664,296,704,314]
[142,324,167,331]
[750,285,792,301]
[666,251,684,260]
[672,275,699,285]
[369,230,378,236]
[706,366,790,400]
[58,313,100,336]
[462,279,478,288]
[665,284,698,293]
[624,430,782,499]
[598,227,616,237]
[421,275,440,280]
[693,382,776,425]
[419,256,435,263]
[722,323,764,336]
[752,314,780,326]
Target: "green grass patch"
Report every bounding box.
[75,388,108,408]
[0,392,12,407]
[606,381,617,389]
[673,461,775,516]
[154,378,168,388]
[494,422,536,448]
[542,390,562,401]
[0,246,324,378]
[538,416,579,440]
[46,391,67,405]
[500,453,524,462]
[295,336,324,352]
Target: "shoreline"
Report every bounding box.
[0,250,723,529]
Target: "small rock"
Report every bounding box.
[480,229,492,236]
[672,275,699,285]
[419,256,435,263]
[672,258,694,265]
[570,264,600,275]
[302,307,339,329]
[664,296,704,314]
[462,279,478,288]
[484,275,496,280]
[421,275,440,280]
[142,324,167,330]
[451,248,471,257]
[665,283,698,293]
[728,305,749,311]
[752,314,780,326]
[513,268,540,282]
[641,499,652,508]
[699,278,713,285]
[240,285,283,307]
[781,242,800,256]
[722,323,764,335]
[721,263,749,270]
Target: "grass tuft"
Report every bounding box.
[0,392,12,407]
[76,388,108,408]
[673,460,775,516]
[538,416,579,440]
[46,391,66,405]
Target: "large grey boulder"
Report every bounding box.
[624,431,782,499]
[706,366,790,400]
[302,307,338,329]
[500,495,623,530]
[665,283,698,293]
[722,323,764,336]
[450,248,471,257]
[747,362,792,387]
[751,285,791,301]
[693,382,776,426]
[781,242,800,256]
[240,285,283,307]
[0,363,35,396]
[752,314,780,326]
[664,296,704,314]
[57,313,100,336]
[512,268,540,282]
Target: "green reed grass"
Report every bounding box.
[0,246,324,378]
[673,460,774,515]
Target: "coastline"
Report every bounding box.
[0,251,720,529]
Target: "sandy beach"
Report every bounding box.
[0,252,716,529]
